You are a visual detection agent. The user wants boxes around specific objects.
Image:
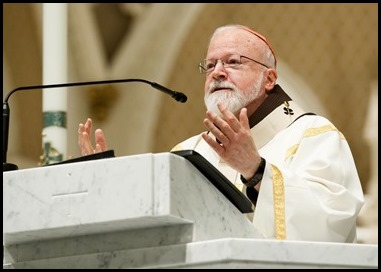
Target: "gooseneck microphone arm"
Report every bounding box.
[3,78,188,104]
[3,78,187,172]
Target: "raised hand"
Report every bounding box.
[78,118,107,156]
[201,103,262,179]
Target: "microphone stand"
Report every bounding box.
[3,102,18,171]
[3,78,187,172]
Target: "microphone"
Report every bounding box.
[3,78,188,172]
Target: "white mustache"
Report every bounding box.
[208,81,237,93]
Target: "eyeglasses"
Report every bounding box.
[198,54,269,74]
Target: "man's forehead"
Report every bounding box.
[207,31,261,57]
[208,26,277,66]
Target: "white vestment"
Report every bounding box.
[172,87,364,243]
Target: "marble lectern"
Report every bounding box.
[3,153,378,269]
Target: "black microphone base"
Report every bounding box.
[3,162,18,172]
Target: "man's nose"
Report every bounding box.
[210,60,227,78]
[214,60,226,71]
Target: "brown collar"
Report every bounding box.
[248,85,309,149]
[249,84,291,128]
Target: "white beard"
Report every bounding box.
[204,73,264,117]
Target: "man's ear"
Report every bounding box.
[264,68,278,92]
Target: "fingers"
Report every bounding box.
[201,132,225,154]
[78,121,91,156]
[203,104,260,176]
[84,117,93,135]
[78,118,107,156]
[216,103,243,133]
[78,118,92,139]
[82,133,94,155]
[238,107,250,130]
[204,103,241,144]
[95,129,107,152]
[203,117,231,147]
[203,103,252,156]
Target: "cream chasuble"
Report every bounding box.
[171,85,364,243]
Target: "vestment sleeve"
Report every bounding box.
[254,121,364,242]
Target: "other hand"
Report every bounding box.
[78,118,107,156]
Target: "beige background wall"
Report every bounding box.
[3,3,377,243]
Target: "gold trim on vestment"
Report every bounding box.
[285,125,345,161]
[271,164,286,240]
[304,124,345,139]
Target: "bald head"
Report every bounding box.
[209,25,276,69]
